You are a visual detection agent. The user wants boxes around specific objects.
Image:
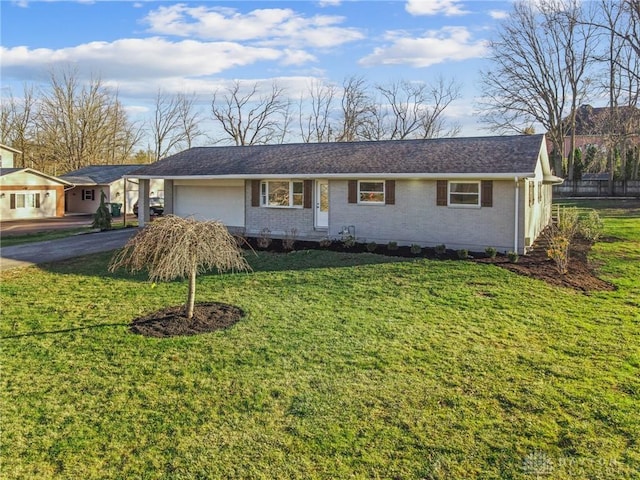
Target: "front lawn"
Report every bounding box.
[0,204,638,479]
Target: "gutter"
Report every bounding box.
[543,174,564,185]
[514,177,519,254]
[125,172,538,181]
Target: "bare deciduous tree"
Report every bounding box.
[151,91,204,161]
[211,81,290,145]
[0,85,36,168]
[34,67,140,174]
[478,0,596,176]
[298,80,338,143]
[109,215,250,320]
[371,77,461,140]
[335,75,375,142]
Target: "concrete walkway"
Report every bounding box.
[0,228,138,271]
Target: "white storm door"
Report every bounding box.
[315,180,329,228]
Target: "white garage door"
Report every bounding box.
[175,186,245,226]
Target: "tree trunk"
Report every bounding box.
[186,265,196,319]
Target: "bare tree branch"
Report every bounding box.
[211,81,290,145]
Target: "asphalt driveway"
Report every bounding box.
[0,228,138,271]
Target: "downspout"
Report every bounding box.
[514,177,519,254]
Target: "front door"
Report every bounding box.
[315,180,329,228]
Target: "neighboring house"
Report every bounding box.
[0,143,21,168]
[60,165,164,215]
[130,134,562,254]
[0,144,71,220]
[555,104,640,168]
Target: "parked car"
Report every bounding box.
[133,197,164,216]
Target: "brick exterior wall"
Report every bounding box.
[244,180,317,238]
[329,179,520,253]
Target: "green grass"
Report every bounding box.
[0,227,95,247]
[1,205,638,479]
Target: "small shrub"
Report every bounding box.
[92,191,112,231]
[342,234,356,248]
[579,209,604,242]
[456,249,469,259]
[410,244,422,255]
[545,225,571,274]
[435,244,446,256]
[556,206,580,240]
[366,241,378,252]
[485,246,497,259]
[387,241,399,251]
[282,228,298,251]
[507,251,519,263]
[318,237,332,248]
[257,228,272,249]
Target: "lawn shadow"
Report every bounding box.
[30,247,419,280]
[0,321,131,340]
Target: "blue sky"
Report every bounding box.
[1,1,513,141]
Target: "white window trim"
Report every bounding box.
[14,193,38,209]
[448,181,481,208]
[260,180,304,208]
[357,180,385,205]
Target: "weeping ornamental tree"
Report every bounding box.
[109,216,250,319]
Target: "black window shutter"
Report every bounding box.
[436,180,448,206]
[251,180,260,207]
[348,180,357,204]
[10,193,16,209]
[35,193,41,208]
[385,180,395,205]
[303,180,312,209]
[481,181,493,207]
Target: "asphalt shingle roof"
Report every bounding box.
[130,135,545,178]
[0,168,23,177]
[60,165,148,185]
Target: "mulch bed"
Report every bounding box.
[474,235,616,293]
[130,234,614,338]
[130,302,244,338]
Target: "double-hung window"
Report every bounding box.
[16,193,37,208]
[358,181,385,204]
[261,180,304,208]
[11,193,40,210]
[448,181,480,207]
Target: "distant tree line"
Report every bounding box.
[478,0,640,180]
[1,66,461,175]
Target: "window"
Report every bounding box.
[11,193,40,209]
[260,180,304,207]
[528,181,535,207]
[448,181,480,207]
[82,189,95,201]
[358,181,385,204]
[538,181,543,203]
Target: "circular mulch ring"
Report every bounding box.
[130,302,244,338]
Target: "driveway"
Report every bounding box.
[0,214,136,237]
[0,228,138,271]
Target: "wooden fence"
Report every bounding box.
[553,180,640,197]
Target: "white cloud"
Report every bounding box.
[142,4,364,48]
[489,10,509,20]
[359,26,488,68]
[318,0,342,6]
[0,37,306,81]
[405,0,469,16]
